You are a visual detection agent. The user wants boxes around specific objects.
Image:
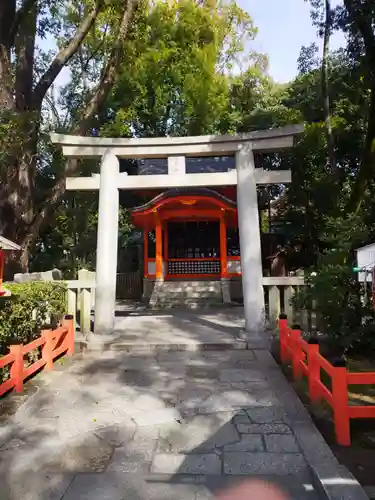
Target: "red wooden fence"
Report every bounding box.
[0,315,74,397]
[279,315,375,446]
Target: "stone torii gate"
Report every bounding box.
[51,124,303,341]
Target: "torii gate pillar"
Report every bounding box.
[94,150,119,334]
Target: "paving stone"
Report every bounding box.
[197,391,277,414]
[0,433,68,475]
[232,414,251,425]
[132,394,168,411]
[157,352,194,363]
[208,351,255,360]
[224,434,264,452]
[151,453,222,475]
[107,426,159,474]
[44,433,113,473]
[233,360,255,369]
[176,387,213,411]
[120,357,160,370]
[186,366,219,379]
[0,437,26,451]
[265,434,300,453]
[158,416,239,453]
[0,471,73,500]
[107,446,153,474]
[236,423,292,434]
[0,424,14,448]
[56,412,111,441]
[131,407,181,426]
[138,481,199,500]
[94,423,136,447]
[156,362,187,378]
[117,369,152,387]
[220,369,267,382]
[200,422,240,450]
[220,381,270,391]
[62,471,142,500]
[245,407,288,423]
[223,452,308,475]
[65,471,201,500]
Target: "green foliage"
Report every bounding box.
[292,215,375,354]
[30,0,270,273]
[30,190,133,275]
[0,282,67,356]
[100,0,267,137]
[2,0,375,367]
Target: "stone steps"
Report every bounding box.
[150,280,224,308]
[157,292,222,299]
[109,341,248,352]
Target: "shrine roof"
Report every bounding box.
[132,187,237,214]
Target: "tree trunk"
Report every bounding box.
[322,0,336,175]
[0,0,107,271]
[20,0,139,261]
[343,0,375,212]
[347,75,375,213]
[0,1,16,109]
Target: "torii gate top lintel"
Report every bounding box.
[52,124,304,192]
[50,124,304,159]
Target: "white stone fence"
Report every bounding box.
[65,269,96,335]
[262,276,316,331]
[64,273,313,335]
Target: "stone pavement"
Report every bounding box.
[105,307,248,350]
[0,341,367,500]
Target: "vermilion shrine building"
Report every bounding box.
[51,125,303,339]
[132,186,240,291]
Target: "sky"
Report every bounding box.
[239,0,346,83]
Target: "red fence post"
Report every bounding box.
[63,315,75,355]
[307,339,320,402]
[332,361,351,446]
[9,344,24,393]
[291,325,302,380]
[42,328,54,370]
[279,314,288,363]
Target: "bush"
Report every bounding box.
[293,263,375,352]
[292,215,375,355]
[0,282,67,356]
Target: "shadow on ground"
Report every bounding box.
[0,328,322,500]
[108,307,248,347]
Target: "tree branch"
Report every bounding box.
[82,23,109,76]
[32,0,104,107]
[343,0,375,64]
[24,0,139,245]
[75,0,138,133]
